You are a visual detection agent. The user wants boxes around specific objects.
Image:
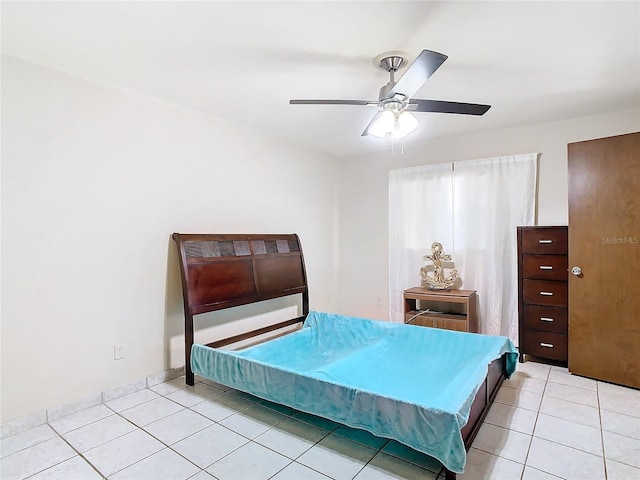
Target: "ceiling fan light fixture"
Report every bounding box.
[370,109,419,139]
[391,123,409,139]
[398,111,419,134]
[369,110,396,138]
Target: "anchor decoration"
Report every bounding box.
[420,242,459,290]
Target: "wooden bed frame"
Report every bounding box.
[172,233,506,480]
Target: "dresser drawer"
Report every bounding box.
[522,254,568,281]
[523,279,568,307]
[521,330,567,361]
[521,228,568,254]
[523,305,568,334]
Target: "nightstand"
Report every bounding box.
[403,287,478,333]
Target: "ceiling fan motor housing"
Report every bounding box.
[378,55,406,73]
[376,53,410,100]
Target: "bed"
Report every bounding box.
[172,233,518,479]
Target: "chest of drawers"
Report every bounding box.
[517,226,568,363]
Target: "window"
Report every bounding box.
[389,153,537,341]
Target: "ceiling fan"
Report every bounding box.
[290,50,491,139]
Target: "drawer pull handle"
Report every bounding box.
[539,266,553,270]
[540,291,554,296]
[540,342,554,348]
[538,240,553,244]
[540,317,554,322]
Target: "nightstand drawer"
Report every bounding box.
[523,255,568,281]
[405,312,472,332]
[521,330,567,361]
[523,279,568,307]
[521,228,568,254]
[523,305,568,334]
[405,314,435,327]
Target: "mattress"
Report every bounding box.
[191,311,518,473]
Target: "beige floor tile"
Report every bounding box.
[485,402,537,434]
[189,391,256,422]
[82,429,164,477]
[534,413,603,456]
[0,424,57,458]
[544,382,599,408]
[271,461,332,480]
[606,458,640,479]
[149,377,189,396]
[110,448,200,480]
[601,409,640,440]
[62,414,137,452]
[254,417,328,459]
[48,404,114,434]
[219,403,288,439]
[297,434,377,480]
[504,373,547,394]
[495,385,543,411]
[521,466,563,479]
[119,397,184,427]
[473,423,532,464]
[353,451,438,480]
[0,437,76,480]
[598,381,640,400]
[515,362,551,380]
[603,430,640,468]
[539,395,600,428]
[188,472,217,480]
[599,390,640,418]
[548,369,597,391]
[526,437,605,479]
[171,424,248,469]
[457,448,524,479]
[380,441,443,473]
[144,408,213,445]
[206,441,291,480]
[165,383,224,407]
[28,456,102,480]
[105,389,160,413]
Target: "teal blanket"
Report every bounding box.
[191,311,518,473]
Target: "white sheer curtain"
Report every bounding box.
[389,154,537,342]
[389,163,453,322]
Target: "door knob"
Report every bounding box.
[571,266,582,276]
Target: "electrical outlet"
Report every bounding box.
[114,345,124,360]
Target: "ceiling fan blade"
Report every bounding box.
[361,111,382,136]
[408,99,491,115]
[387,50,448,99]
[290,99,378,106]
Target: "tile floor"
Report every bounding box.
[1,362,639,479]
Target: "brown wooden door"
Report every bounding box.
[568,132,640,388]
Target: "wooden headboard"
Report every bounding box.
[172,233,309,384]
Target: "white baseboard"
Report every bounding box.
[0,365,186,438]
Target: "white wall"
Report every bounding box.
[336,108,640,320]
[0,55,339,422]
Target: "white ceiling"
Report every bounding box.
[2,1,639,157]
